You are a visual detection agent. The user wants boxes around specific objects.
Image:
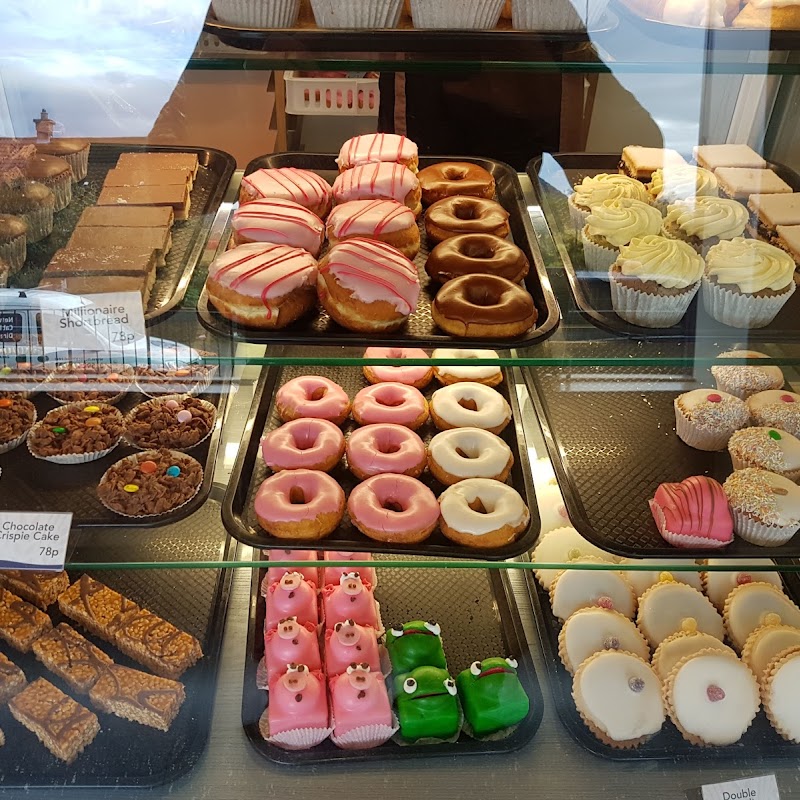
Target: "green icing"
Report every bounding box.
[394,666,460,741]
[456,657,530,736]
[769,430,782,440]
[386,620,447,674]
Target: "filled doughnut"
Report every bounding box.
[347,473,439,544]
[427,428,513,485]
[426,234,528,284]
[431,348,503,387]
[261,418,345,472]
[352,382,429,430]
[362,347,433,389]
[333,163,422,216]
[254,468,345,540]
[205,242,318,330]
[239,167,333,218]
[424,197,509,244]
[336,134,419,173]
[318,239,420,333]
[418,162,495,206]
[430,382,511,434]
[275,376,351,425]
[346,424,427,480]
[438,478,529,549]
[432,274,537,339]
[230,198,324,256]
[326,199,420,259]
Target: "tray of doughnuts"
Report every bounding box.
[221,358,540,559]
[196,144,560,349]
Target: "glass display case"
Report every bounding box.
[1,0,800,795]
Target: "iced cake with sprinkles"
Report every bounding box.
[711,350,784,399]
[728,427,800,482]
[674,388,749,451]
[747,390,800,438]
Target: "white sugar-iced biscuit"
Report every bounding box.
[703,558,782,610]
[723,581,800,650]
[536,479,572,536]
[762,645,800,742]
[651,618,735,681]
[550,557,636,621]
[741,615,800,683]
[664,650,759,746]
[617,558,703,598]
[558,607,650,674]
[531,527,615,590]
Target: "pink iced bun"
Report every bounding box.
[267,665,329,736]
[265,616,322,682]
[323,551,377,588]
[239,167,332,218]
[264,549,319,588]
[332,163,421,216]
[324,620,382,676]
[329,664,394,745]
[323,572,381,631]
[326,200,420,260]
[231,198,325,256]
[352,383,429,430]
[362,347,433,389]
[347,473,439,544]
[276,376,351,426]
[261,418,345,473]
[265,572,319,629]
[336,134,419,172]
[649,475,734,549]
[255,469,345,540]
[346,424,427,480]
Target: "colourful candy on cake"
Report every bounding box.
[324,620,382,677]
[322,551,377,588]
[264,616,322,682]
[265,664,331,749]
[264,572,319,630]
[322,572,381,632]
[386,620,447,674]
[649,475,734,548]
[394,666,460,741]
[456,657,530,736]
[264,550,319,588]
[329,664,396,749]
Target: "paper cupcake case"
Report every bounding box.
[580,231,617,275]
[0,235,25,274]
[26,434,120,465]
[62,147,89,183]
[17,205,54,243]
[512,0,609,30]
[258,709,333,750]
[211,0,301,26]
[135,366,218,399]
[567,195,590,231]
[331,713,399,749]
[47,389,127,406]
[310,0,403,27]
[730,508,799,547]
[673,403,733,452]
[122,396,217,452]
[610,278,698,329]
[729,452,800,484]
[701,278,796,329]
[409,0,504,28]
[0,407,37,456]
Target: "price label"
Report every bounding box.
[701,775,780,800]
[0,512,72,570]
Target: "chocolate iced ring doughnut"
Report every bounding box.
[426,234,529,285]
[418,162,495,206]
[424,197,510,245]
[432,275,537,340]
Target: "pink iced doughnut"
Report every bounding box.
[255,468,345,540]
[276,376,351,425]
[346,424,426,480]
[261,418,345,472]
[347,473,439,544]
[352,383,429,430]
[362,347,433,389]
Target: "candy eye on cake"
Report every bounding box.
[444,678,457,696]
[403,678,417,694]
[470,661,482,676]
[424,622,441,636]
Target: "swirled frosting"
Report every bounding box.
[648,165,719,202]
[616,235,704,289]
[705,238,795,292]
[585,198,663,247]
[571,173,650,209]
[665,196,747,241]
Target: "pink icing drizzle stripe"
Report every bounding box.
[235,210,321,235]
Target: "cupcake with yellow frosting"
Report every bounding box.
[662,196,748,253]
[609,235,704,328]
[646,165,718,212]
[581,198,662,275]
[701,238,796,329]
[568,173,651,230]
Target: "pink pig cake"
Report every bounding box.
[265,549,320,588]
[323,572,380,631]
[267,664,330,747]
[265,616,322,682]
[323,551,377,588]
[324,619,382,676]
[265,572,319,629]
[329,664,395,748]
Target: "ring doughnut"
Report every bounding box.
[254,468,345,540]
[347,473,440,544]
[426,234,529,285]
[362,347,433,389]
[352,383,429,430]
[424,197,509,245]
[431,349,503,387]
[427,428,513,485]
[261,418,345,472]
[430,382,511,434]
[432,274,537,340]
[276,376,351,426]
[346,424,427,480]
[438,478,529,549]
[418,162,495,206]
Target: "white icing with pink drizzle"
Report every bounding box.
[332,163,419,206]
[336,134,418,169]
[327,200,415,239]
[232,198,324,256]
[320,238,420,314]
[241,168,332,209]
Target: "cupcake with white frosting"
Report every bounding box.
[568,173,651,229]
[646,165,718,212]
[662,196,747,253]
[711,349,784,400]
[728,427,800,482]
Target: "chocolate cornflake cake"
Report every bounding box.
[46,362,133,405]
[97,448,203,517]
[134,363,216,397]
[124,396,216,450]
[0,588,52,652]
[28,402,123,461]
[32,624,113,694]
[0,358,48,395]
[0,396,36,451]
[0,570,69,610]
[0,652,26,704]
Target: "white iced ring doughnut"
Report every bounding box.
[427,428,512,485]
[431,348,502,385]
[430,382,511,434]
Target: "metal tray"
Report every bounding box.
[0,498,234,787]
[528,152,800,341]
[526,363,800,558]
[526,562,800,760]
[14,144,236,322]
[222,364,539,559]
[0,369,230,529]
[197,153,560,350]
[243,552,544,764]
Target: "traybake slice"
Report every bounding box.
[0,587,52,652]
[0,652,26,704]
[32,623,113,694]
[0,570,69,610]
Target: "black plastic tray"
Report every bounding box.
[0,498,234,787]
[197,152,560,350]
[525,561,800,760]
[0,369,230,529]
[526,363,800,558]
[243,552,543,764]
[14,144,236,322]
[528,152,800,341]
[222,364,539,559]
